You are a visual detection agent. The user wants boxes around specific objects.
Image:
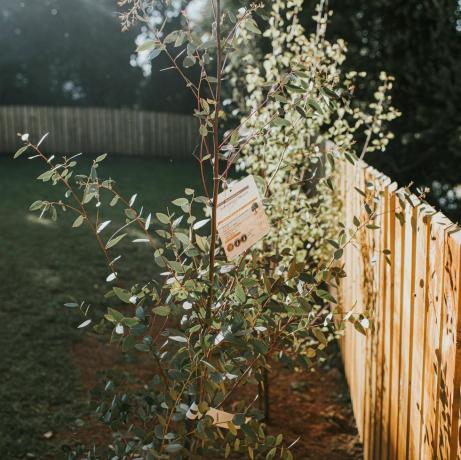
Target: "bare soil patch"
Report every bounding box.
[54,335,362,459]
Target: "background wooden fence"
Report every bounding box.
[339,159,461,460]
[0,105,198,158]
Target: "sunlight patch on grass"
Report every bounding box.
[28,268,61,288]
[26,214,56,227]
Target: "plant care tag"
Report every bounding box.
[186,403,248,429]
[206,408,236,428]
[217,175,270,261]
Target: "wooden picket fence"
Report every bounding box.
[0,105,198,158]
[339,159,461,460]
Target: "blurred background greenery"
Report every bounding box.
[1,0,460,217]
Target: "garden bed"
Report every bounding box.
[55,334,362,459]
[2,156,361,459]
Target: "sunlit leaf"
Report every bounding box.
[245,18,261,34]
[113,287,131,303]
[64,302,78,308]
[106,272,117,282]
[172,198,188,207]
[97,220,111,234]
[145,213,152,230]
[77,319,92,329]
[14,145,29,159]
[72,215,84,228]
[106,233,127,249]
[307,98,324,115]
[129,193,137,207]
[193,218,209,230]
[169,335,188,343]
[156,213,170,224]
[37,133,49,147]
[95,153,107,163]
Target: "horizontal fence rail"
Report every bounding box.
[0,105,198,158]
[339,160,461,460]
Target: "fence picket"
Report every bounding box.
[396,198,418,460]
[438,226,461,459]
[340,160,461,459]
[407,208,432,460]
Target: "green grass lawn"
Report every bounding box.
[0,154,203,459]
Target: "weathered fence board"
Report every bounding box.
[408,208,431,460]
[339,160,461,460]
[0,105,198,158]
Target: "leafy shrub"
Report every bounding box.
[15,1,396,458]
[228,0,399,264]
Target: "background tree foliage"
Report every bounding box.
[319,0,461,218]
[2,0,460,215]
[0,0,195,112]
[228,0,461,217]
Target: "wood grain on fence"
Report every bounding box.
[0,105,198,158]
[339,159,461,460]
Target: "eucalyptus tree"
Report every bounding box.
[15,1,389,458]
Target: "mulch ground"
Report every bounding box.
[52,334,362,459]
[238,365,363,459]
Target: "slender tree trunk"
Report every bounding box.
[263,367,270,422]
[207,0,222,324]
